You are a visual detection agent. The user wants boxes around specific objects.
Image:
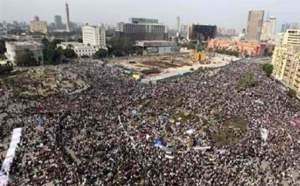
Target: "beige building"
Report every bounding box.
[261,16,276,42]
[30,21,48,34]
[82,25,106,48]
[57,42,101,57]
[245,10,264,41]
[272,29,300,93]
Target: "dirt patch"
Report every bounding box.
[141,61,180,69]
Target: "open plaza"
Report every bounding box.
[0,55,300,185]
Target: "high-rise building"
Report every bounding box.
[245,10,264,41]
[262,16,276,35]
[188,24,217,42]
[176,17,180,33]
[261,16,276,41]
[272,29,300,94]
[180,24,188,36]
[115,18,167,42]
[54,15,63,29]
[82,25,106,48]
[65,2,70,32]
[30,21,48,34]
[281,23,299,33]
[34,16,40,22]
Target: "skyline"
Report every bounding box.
[1,0,300,32]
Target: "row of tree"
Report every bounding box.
[214,48,240,57]
[41,38,77,65]
[0,63,13,75]
[180,43,206,51]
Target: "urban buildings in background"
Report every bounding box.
[54,15,63,30]
[82,25,106,48]
[272,29,300,94]
[65,2,71,32]
[115,18,168,42]
[188,24,217,42]
[30,19,48,34]
[176,17,180,33]
[180,25,189,37]
[281,23,299,33]
[4,41,44,64]
[58,25,107,57]
[208,39,268,57]
[217,28,237,36]
[245,10,264,41]
[261,16,276,41]
[33,16,40,22]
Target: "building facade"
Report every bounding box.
[54,15,63,29]
[261,16,276,41]
[281,23,299,33]
[5,41,44,65]
[30,21,48,34]
[272,29,300,94]
[58,42,100,57]
[245,10,264,41]
[188,24,217,42]
[208,39,267,57]
[115,18,167,42]
[82,25,106,48]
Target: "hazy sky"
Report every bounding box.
[1,0,299,32]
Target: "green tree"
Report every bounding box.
[93,49,108,59]
[62,49,77,58]
[41,38,50,48]
[137,48,143,56]
[287,88,297,98]
[112,49,124,57]
[0,62,13,75]
[0,40,6,54]
[236,72,255,92]
[45,49,61,65]
[262,63,274,77]
[15,49,39,66]
[187,43,196,50]
[0,54,7,60]
[48,39,63,50]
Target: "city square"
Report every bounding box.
[1,0,300,185]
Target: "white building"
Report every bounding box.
[82,25,106,48]
[5,41,44,65]
[30,21,48,34]
[57,42,101,57]
[261,16,276,42]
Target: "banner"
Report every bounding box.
[0,128,22,186]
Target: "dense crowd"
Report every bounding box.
[1,60,300,185]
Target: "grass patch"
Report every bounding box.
[211,116,246,147]
[177,112,195,122]
[236,72,255,93]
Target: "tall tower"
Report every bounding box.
[176,16,180,33]
[65,2,70,32]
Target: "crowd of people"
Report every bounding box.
[1,60,300,185]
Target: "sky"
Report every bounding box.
[1,0,300,32]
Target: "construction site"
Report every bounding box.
[114,52,237,82]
